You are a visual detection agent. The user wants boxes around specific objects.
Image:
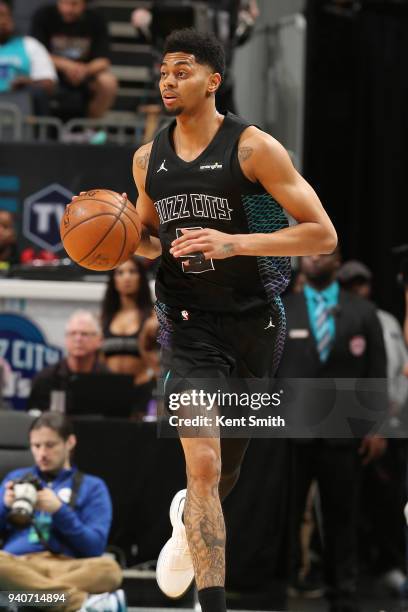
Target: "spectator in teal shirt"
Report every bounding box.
[0,1,56,113]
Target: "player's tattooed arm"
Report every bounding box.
[135,151,150,170]
[238,146,253,163]
[234,127,337,256]
[132,143,161,259]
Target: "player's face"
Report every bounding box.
[159,53,219,116]
[113,260,140,296]
[57,0,85,23]
[65,315,101,359]
[30,427,75,473]
[301,253,340,285]
[0,4,13,43]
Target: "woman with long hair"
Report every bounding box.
[101,256,155,416]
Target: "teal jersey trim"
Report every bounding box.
[242,193,291,301]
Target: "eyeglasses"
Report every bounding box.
[66,331,97,338]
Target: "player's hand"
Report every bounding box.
[35,488,62,514]
[358,434,387,465]
[3,481,15,509]
[170,228,239,260]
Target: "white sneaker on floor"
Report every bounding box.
[81,589,126,612]
[156,488,195,598]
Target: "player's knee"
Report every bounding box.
[186,445,221,487]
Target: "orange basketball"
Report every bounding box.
[60,189,142,271]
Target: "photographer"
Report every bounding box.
[0,412,124,612]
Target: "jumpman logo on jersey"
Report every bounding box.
[264,317,275,330]
[157,160,168,173]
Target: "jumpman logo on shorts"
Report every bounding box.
[157,160,168,173]
[264,317,275,330]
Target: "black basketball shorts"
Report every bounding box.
[155,298,286,413]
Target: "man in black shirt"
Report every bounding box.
[31,0,117,118]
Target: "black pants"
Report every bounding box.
[289,440,360,607]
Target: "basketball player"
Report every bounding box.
[138,29,337,612]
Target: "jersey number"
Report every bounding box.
[176,227,215,274]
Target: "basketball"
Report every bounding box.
[60,189,142,271]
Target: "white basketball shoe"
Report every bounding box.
[156,489,195,598]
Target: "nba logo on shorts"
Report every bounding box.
[181,310,189,321]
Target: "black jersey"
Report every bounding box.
[145,113,291,313]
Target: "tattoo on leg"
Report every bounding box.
[184,476,226,589]
[238,146,253,163]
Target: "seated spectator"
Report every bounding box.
[0,1,56,115]
[0,412,124,612]
[101,257,154,418]
[28,310,108,412]
[31,0,117,119]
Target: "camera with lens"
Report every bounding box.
[8,474,43,528]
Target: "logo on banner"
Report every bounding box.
[23,183,73,252]
[0,313,63,410]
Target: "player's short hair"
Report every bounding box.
[163,28,225,79]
